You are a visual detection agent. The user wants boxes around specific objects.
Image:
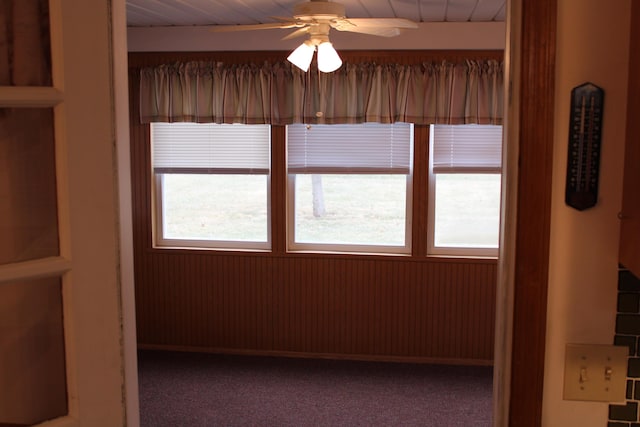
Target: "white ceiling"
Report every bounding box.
[126,0,507,27]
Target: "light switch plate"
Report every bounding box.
[563,343,628,402]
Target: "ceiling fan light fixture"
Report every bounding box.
[287,41,315,72]
[316,41,342,73]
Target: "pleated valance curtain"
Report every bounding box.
[139,59,503,125]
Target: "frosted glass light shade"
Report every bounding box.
[317,42,342,73]
[287,42,315,72]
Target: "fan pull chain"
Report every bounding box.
[316,65,325,121]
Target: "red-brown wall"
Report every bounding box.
[133,252,496,363]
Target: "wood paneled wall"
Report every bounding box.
[129,52,498,364]
[134,252,496,363]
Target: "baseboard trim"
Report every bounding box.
[137,343,494,367]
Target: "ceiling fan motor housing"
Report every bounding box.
[293,1,346,21]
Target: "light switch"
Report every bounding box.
[563,344,628,402]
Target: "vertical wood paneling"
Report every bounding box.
[133,250,497,362]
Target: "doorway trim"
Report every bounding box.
[494,0,557,425]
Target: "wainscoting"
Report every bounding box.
[134,252,496,363]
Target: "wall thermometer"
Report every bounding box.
[565,82,604,211]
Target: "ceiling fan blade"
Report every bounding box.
[331,17,418,37]
[282,26,311,40]
[345,18,419,29]
[209,22,300,33]
[332,24,401,37]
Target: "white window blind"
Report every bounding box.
[287,123,413,174]
[151,123,270,174]
[431,125,503,173]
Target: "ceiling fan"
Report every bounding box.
[209,0,418,73]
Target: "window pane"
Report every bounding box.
[432,124,502,173]
[287,123,412,173]
[434,174,501,248]
[0,276,67,425]
[0,0,52,86]
[294,174,407,246]
[161,174,268,243]
[0,108,59,265]
[152,123,270,173]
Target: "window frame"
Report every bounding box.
[285,123,414,255]
[427,124,503,258]
[151,123,272,251]
[147,121,504,259]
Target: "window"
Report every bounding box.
[151,123,271,250]
[428,124,503,257]
[149,122,501,257]
[287,123,413,254]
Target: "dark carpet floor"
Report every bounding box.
[138,350,493,427]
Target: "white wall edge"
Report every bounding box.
[114,0,140,425]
